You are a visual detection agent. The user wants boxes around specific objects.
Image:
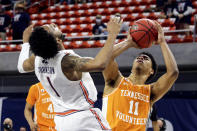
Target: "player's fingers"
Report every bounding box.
[110,16,115,22]
[154,20,162,32]
[112,17,117,23]
[119,18,123,25]
[27,24,35,32]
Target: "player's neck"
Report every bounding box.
[128,73,148,85]
[58,43,65,51]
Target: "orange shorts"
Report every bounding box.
[37,124,56,131]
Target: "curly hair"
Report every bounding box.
[139,52,158,83]
[29,26,58,59]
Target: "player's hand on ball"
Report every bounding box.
[23,24,35,43]
[154,21,166,44]
[127,28,141,49]
[107,16,123,35]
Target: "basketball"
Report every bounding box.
[130,19,158,48]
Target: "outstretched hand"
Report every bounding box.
[107,16,123,35]
[154,21,166,44]
[23,24,35,43]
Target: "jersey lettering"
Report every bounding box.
[38,67,55,74]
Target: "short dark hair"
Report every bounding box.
[139,52,158,82]
[29,26,58,59]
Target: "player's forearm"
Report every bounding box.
[160,41,179,75]
[17,43,30,73]
[112,40,131,59]
[24,108,34,126]
[93,33,117,68]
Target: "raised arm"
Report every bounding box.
[103,29,139,86]
[17,24,35,73]
[62,17,122,72]
[151,21,179,104]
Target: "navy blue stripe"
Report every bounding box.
[79,81,94,106]
[47,77,60,97]
[80,81,94,105]
[56,110,83,117]
[90,109,105,130]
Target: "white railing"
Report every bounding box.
[0,29,195,44]
[193,14,197,43]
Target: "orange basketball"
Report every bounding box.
[130,19,158,48]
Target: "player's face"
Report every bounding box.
[42,23,63,39]
[132,54,153,74]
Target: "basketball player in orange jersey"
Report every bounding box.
[102,21,179,131]
[24,82,56,131]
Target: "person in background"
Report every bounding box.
[145,0,168,12]
[92,14,108,40]
[173,0,193,35]
[12,3,30,42]
[19,126,27,131]
[159,0,176,19]
[147,104,167,131]
[0,0,12,11]
[3,118,13,131]
[24,82,55,131]
[157,118,167,131]
[0,5,11,41]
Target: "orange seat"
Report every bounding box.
[31,14,39,20]
[82,17,92,24]
[79,4,88,10]
[41,13,50,19]
[102,16,110,23]
[193,1,197,8]
[166,35,181,43]
[68,4,79,11]
[80,24,92,32]
[94,40,105,47]
[68,41,81,49]
[182,35,193,43]
[81,41,92,48]
[72,25,82,32]
[89,2,99,9]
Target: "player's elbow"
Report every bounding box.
[17,64,25,73]
[93,61,107,71]
[96,63,106,71]
[168,68,179,80]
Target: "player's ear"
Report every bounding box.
[150,68,154,75]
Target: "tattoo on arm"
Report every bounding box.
[62,55,92,71]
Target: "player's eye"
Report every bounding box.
[142,55,149,60]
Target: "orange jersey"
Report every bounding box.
[26,83,55,129]
[102,77,151,131]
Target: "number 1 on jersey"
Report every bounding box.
[128,100,139,116]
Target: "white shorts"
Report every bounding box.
[54,108,111,131]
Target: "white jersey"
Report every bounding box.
[35,50,98,113]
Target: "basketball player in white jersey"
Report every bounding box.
[17,17,122,131]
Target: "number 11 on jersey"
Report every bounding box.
[128,100,139,116]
